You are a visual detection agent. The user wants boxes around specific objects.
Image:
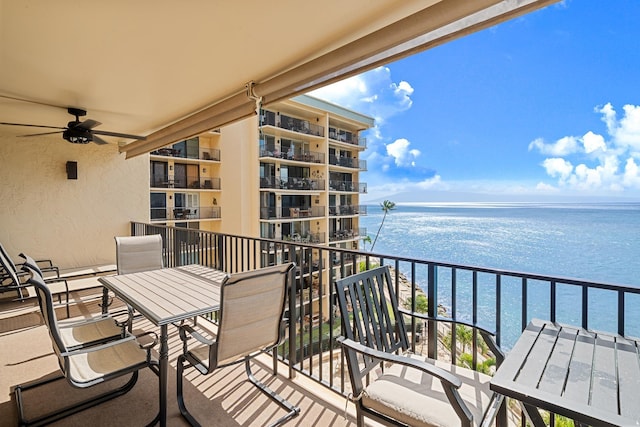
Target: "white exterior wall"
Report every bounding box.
[0,135,149,268]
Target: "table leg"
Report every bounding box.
[101,288,109,315]
[159,324,168,427]
[521,402,546,427]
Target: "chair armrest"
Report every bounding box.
[336,336,462,389]
[60,335,138,357]
[398,308,505,365]
[178,324,215,347]
[135,331,158,351]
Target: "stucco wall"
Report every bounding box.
[0,135,149,269]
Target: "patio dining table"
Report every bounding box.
[99,264,227,427]
[490,318,640,427]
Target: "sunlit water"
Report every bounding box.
[359,202,640,347]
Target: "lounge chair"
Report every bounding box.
[176,262,300,427]
[15,261,159,427]
[335,266,506,427]
[0,247,74,317]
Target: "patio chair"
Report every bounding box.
[19,253,129,350]
[0,242,60,300]
[0,248,74,317]
[114,234,164,330]
[335,266,505,427]
[115,234,163,274]
[176,262,300,427]
[15,263,159,427]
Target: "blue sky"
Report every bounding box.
[310,0,640,203]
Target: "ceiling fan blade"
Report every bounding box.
[0,94,69,110]
[0,122,67,130]
[93,129,146,140]
[76,119,101,130]
[17,131,64,137]
[92,135,109,145]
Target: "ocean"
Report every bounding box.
[358,202,640,347]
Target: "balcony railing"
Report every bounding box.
[328,204,366,216]
[150,148,220,161]
[260,177,325,191]
[259,148,325,164]
[329,227,365,242]
[328,127,366,148]
[150,206,221,221]
[131,222,640,425]
[150,175,221,190]
[261,112,324,137]
[328,180,366,193]
[260,205,325,220]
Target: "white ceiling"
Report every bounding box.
[0,0,556,149]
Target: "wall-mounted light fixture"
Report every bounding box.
[169,165,173,171]
[202,167,207,173]
[66,161,77,180]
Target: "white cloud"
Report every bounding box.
[529,136,579,156]
[581,131,606,153]
[532,103,640,193]
[542,158,573,180]
[386,138,420,167]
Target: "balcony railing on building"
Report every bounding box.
[151,147,220,161]
[150,206,221,221]
[260,177,325,191]
[151,175,221,190]
[130,222,640,426]
[260,205,325,220]
[329,227,365,242]
[328,205,366,216]
[328,180,366,193]
[328,127,366,148]
[260,112,324,137]
[259,148,325,164]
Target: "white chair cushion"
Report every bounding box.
[59,317,122,349]
[362,354,493,427]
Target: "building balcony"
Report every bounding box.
[259,148,325,164]
[260,205,325,220]
[327,155,366,169]
[328,204,367,216]
[150,206,221,221]
[150,147,220,161]
[260,177,325,191]
[329,227,365,242]
[150,175,221,190]
[260,111,324,137]
[328,180,366,193]
[328,127,367,148]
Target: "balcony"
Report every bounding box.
[329,227,365,242]
[3,222,636,426]
[260,177,325,191]
[260,112,324,137]
[328,204,367,216]
[150,147,220,161]
[150,175,221,190]
[150,206,221,221]
[260,205,325,220]
[328,180,367,193]
[328,127,367,148]
[328,155,365,169]
[259,148,325,164]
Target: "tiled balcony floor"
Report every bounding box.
[0,290,361,426]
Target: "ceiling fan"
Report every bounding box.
[0,98,146,145]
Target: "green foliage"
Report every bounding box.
[404,294,428,313]
[457,353,496,375]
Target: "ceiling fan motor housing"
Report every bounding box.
[63,126,92,143]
